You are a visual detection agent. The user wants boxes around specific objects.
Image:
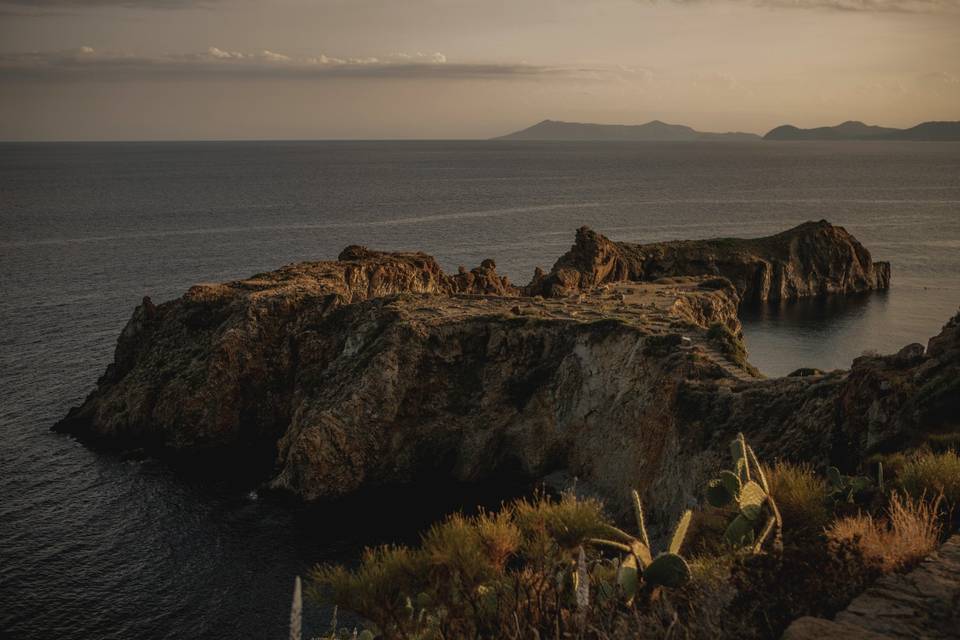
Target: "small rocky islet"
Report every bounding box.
[55,220,958,524]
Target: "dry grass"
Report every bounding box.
[899,450,960,507]
[767,462,830,536]
[827,492,941,573]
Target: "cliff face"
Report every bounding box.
[56,222,926,520]
[529,221,890,304]
[677,309,960,473]
[57,266,744,514]
[56,250,514,451]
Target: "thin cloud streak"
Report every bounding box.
[0,47,588,81]
[661,0,960,12]
[7,0,960,10]
[0,0,218,8]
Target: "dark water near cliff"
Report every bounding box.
[1,140,959,639]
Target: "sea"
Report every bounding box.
[1,140,958,639]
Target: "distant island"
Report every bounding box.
[764,120,960,141]
[494,119,761,141]
[494,118,960,142]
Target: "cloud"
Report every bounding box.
[0,46,587,81]
[694,71,740,91]
[0,0,217,8]
[654,0,960,11]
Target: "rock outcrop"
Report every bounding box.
[56,222,936,520]
[56,264,747,514]
[782,535,960,639]
[529,221,890,304]
[677,307,960,474]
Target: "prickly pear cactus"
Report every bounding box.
[739,480,767,521]
[589,494,692,596]
[706,433,782,552]
[724,514,755,547]
[826,465,876,504]
[643,553,691,588]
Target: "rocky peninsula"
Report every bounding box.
[57,220,959,521]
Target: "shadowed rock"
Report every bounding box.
[528,221,890,304]
[54,223,942,520]
[782,535,960,639]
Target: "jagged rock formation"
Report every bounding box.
[529,221,890,304]
[56,222,941,520]
[677,308,960,473]
[782,535,960,639]
[56,266,746,513]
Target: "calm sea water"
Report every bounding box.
[1,140,958,639]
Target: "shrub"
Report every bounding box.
[310,492,616,640]
[899,450,960,507]
[513,490,607,551]
[766,462,830,538]
[927,432,960,453]
[827,492,941,573]
[309,545,428,636]
[730,537,879,639]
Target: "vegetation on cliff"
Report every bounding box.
[47,220,959,638]
[306,438,957,640]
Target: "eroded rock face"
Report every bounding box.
[529,221,891,303]
[677,308,960,474]
[56,268,743,514]
[56,223,936,520]
[56,251,515,452]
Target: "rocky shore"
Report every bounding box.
[56,220,957,521]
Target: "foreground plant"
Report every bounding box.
[827,491,942,573]
[310,493,615,639]
[766,462,830,536]
[898,449,960,508]
[588,489,693,598]
[825,464,878,505]
[705,433,782,552]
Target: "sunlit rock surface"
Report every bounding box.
[56,222,953,521]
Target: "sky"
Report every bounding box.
[0,0,958,140]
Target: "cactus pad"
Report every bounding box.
[724,514,755,548]
[739,480,766,521]
[706,478,734,507]
[826,466,843,487]
[669,510,692,555]
[643,553,691,588]
[617,554,639,599]
[719,469,742,496]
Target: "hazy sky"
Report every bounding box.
[1,0,958,140]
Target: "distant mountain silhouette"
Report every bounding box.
[494,119,761,141]
[764,120,960,141]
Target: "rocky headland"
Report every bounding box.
[56,221,958,522]
[529,220,890,303]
